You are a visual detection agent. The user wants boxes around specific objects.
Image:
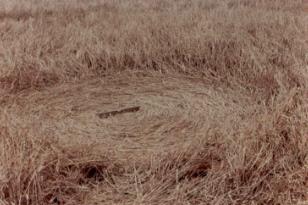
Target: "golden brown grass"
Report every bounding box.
[0,0,307,204]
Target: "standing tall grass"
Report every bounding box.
[0,0,307,204]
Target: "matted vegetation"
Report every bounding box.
[0,0,307,204]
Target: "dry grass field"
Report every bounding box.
[0,0,307,204]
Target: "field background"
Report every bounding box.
[0,0,307,204]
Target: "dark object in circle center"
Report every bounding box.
[97,106,140,119]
